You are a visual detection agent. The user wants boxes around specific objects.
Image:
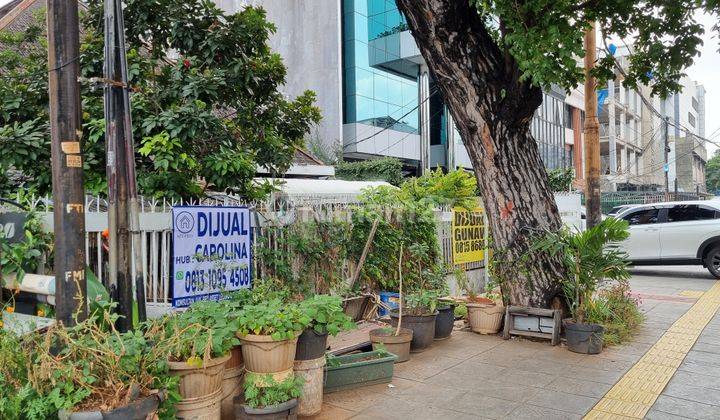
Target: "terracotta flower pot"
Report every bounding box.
[369,327,413,362]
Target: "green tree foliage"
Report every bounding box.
[547,168,575,192]
[468,0,719,97]
[706,150,720,194]
[0,1,321,199]
[335,157,404,186]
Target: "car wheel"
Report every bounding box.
[705,245,720,279]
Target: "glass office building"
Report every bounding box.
[342,0,569,172]
[343,0,418,134]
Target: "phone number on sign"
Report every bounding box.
[178,267,250,293]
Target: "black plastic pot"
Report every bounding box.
[295,328,328,360]
[235,397,298,420]
[565,322,604,354]
[434,304,455,340]
[59,393,163,420]
[388,310,438,352]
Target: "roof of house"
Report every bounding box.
[0,0,43,32]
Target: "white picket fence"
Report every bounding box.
[19,192,580,316]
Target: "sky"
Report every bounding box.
[0,0,717,154]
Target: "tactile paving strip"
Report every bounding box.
[584,281,720,419]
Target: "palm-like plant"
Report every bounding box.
[532,218,631,324]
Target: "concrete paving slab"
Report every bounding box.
[443,391,520,418]
[508,403,582,419]
[650,395,720,419]
[546,376,613,398]
[525,389,598,414]
[645,409,694,419]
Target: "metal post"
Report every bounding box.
[419,65,431,175]
[104,0,143,330]
[446,108,456,171]
[47,0,87,325]
[583,22,602,228]
[664,116,670,199]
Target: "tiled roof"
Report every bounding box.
[0,0,44,32]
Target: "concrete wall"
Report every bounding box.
[216,0,343,154]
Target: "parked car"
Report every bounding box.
[615,201,720,278]
[607,204,636,218]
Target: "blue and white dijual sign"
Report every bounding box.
[172,206,252,308]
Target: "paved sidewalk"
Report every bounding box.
[310,269,719,420]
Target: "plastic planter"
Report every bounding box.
[434,304,456,340]
[295,328,328,361]
[369,327,413,363]
[565,322,605,354]
[467,302,504,334]
[58,393,163,420]
[168,353,230,400]
[234,397,298,420]
[324,350,398,393]
[388,310,438,352]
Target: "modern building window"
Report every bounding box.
[688,112,696,128]
[343,0,418,133]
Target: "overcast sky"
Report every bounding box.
[1,0,717,153]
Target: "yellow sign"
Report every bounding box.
[451,207,486,264]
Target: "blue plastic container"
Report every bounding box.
[378,291,400,316]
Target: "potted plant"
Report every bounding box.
[236,373,303,419]
[389,289,439,351]
[434,298,456,340]
[370,244,412,360]
[295,294,355,361]
[236,299,308,383]
[532,218,630,354]
[0,306,179,420]
[455,269,505,334]
[324,349,398,393]
[151,300,239,418]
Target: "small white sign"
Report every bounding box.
[171,206,252,308]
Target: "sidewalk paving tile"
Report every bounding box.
[443,391,520,418]
[525,389,599,414]
[508,403,582,419]
[546,377,613,398]
[649,395,720,419]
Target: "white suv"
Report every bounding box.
[615,200,720,278]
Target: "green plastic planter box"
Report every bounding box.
[324,350,398,393]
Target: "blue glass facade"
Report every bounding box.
[343,0,418,134]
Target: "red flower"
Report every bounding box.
[183,59,191,69]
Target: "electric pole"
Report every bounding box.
[104,0,146,331]
[47,0,87,325]
[583,22,602,228]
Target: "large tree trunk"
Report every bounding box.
[397,0,567,307]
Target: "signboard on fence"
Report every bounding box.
[451,206,485,265]
[171,206,252,308]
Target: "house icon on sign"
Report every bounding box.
[176,212,194,234]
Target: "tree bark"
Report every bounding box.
[396,0,567,307]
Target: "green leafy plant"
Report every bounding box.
[547,168,575,192]
[335,157,404,186]
[150,299,240,363]
[403,290,440,316]
[298,295,354,336]
[1,1,321,199]
[0,306,180,419]
[586,281,644,346]
[235,299,309,341]
[0,210,53,284]
[531,218,631,323]
[243,374,304,409]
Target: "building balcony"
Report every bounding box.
[368,30,423,79]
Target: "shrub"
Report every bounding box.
[587,281,644,346]
[298,295,354,335]
[243,374,304,409]
[235,299,309,340]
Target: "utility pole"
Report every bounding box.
[47,0,87,325]
[583,22,602,228]
[664,116,670,200]
[104,0,146,331]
